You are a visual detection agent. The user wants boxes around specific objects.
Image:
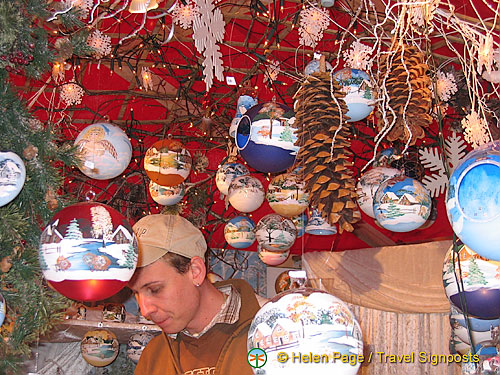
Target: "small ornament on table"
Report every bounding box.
[81,329,119,367]
[102,303,126,323]
[23,144,38,160]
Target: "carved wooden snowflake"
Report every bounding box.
[87,30,112,59]
[60,81,84,106]
[173,1,200,29]
[462,111,490,149]
[436,70,458,102]
[298,7,330,48]
[342,40,372,71]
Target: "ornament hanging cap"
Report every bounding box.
[288,270,307,289]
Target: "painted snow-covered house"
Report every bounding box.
[252,322,273,349]
[270,318,301,347]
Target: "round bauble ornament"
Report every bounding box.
[373,147,400,167]
[291,213,308,238]
[305,209,337,235]
[236,102,298,173]
[224,216,256,249]
[248,288,363,375]
[144,138,192,186]
[74,123,132,180]
[81,329,119,367]
[356,167,403,218]
[149,181,185,206]
[332,68,374,122]
[39,202,138,301]
[275,270,293,294]
[256,214,297,251]
[215,162,249,196]
[443,242,500,319]
[266,173,309,218]
[304,57,333,76]
[0,293,5,326]
[228,175,265,213]
[0,151,26,207]
[446,140,500,261]
[373,175,432,232]
[258,245,290,266]
[127,331,155,364]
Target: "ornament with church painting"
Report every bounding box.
[0,151,26,207]
[292,212,308,238]
[228,175,265,213]
[305,209,337,235]
[247,288,363,375]
[144,138,192,187]
[443,241,500,319]
[74,123,132,180]
[356,166,403,218]
[127,331,155,364]
[149,181,185,206]
[38,202,138,302]
[332,68,374,122]
[258,245,290,266]
[81,329,119,367]
[235,101,299,173]
[373,175,432,232]
[255,214,297,251]
[266,173,309,218]
[0,292,5,326]
[224,216,256,249]
[215,162,249,196]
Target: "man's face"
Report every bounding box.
[128,259,200,334]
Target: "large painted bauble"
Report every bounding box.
[74,123,132,180]
[236,102,298,173]
[304,58,332,76]
[305,209,337,235]
[266,173,309,218]
[291,213,308,238]
[215,162,249,196]
[373,175,432,232]
[81,329,119,367]
[332,68,374,122]
[149,181,185,206]
[228,175,265,213]
[443,242,500,319]
[446,140,500,261]
[39,202,138,301]
[256,214,297,251]
[258,245,290,266]
[247,288,363,375]
[127,331,155,363]
[356,167,403,218]
[144,139,192,186]
[0,151,26,207]
[224,216,256,249]
[0,293,5,326]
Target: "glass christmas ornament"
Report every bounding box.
[248,288,363,375]
[275,270,293,294]
[81,329,119,367]
[304,56,332,75]
[291,213,308,238]
[129,0,159,13]
[102,303,126,323]
[149,181,185,206]
[373,147,400,167]
[255,214,297,251]
[373,175,432,232]
[266,173,309,218]
[74,122,132,180]
[39,202,138,301]
[332,68,374,122]
[446,140,500,261]
[0,293,5,326]
[236,102,298,173]
[144,138,192,187]
[229,95,258,137]
[305,209,337,235]
[127,331,155,363]
[224,216,256,249]
[215,162,249,196]
[257,245,290,266]
[0,151,26,207]
[228,175,265,213]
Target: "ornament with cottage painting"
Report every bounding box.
[305,209,337,235]
[149,181,185,206]
[235,101,298,173]
[373,175,432,232]
[227,175,265,213]
[38,202,138,302]
[266,173,309,218]
[258,245,290,266]
[255,214,297,251]
[332,68,374,122]
[215,162,249,196]
[0,151,26,207]
[247,288,363,375]
[127,331,155,364]
[74,123,132,180]
[224,216,256,249]
[81,329,119,367]
[144,138,192,187]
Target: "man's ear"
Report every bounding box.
[189,256,207,286]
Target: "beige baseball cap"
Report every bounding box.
[132,214,207,267]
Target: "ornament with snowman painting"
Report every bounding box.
[224,216,256,249]
[228,175,265,213]
[255,214,297,251]
[215,162,249,196]
[266,173,309,218]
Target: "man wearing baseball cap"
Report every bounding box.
[128,214,266,375]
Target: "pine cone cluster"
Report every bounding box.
[292,72,361,232]
[376,45,433,145]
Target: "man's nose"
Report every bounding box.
[137,294,156,318]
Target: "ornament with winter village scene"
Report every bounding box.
[0,292,5,326]
[149,181,185,206]
[228,175,265,213]
[255,214,297,251]
[0,151,26,207]
[305,209,337,235]
[229,95,258,137]
[332,68,374,122]
[38,202,138,301]
[215,162,249,196]
[235,102,298,173]
[127,331,155,364]
[443,241,500,319]
[224,216,256,249]
[356,167,403,218]
[292,212,308,238]
[81,329,119,367]
[74,123,132,180]
[446,140,500,261]
[266,173,309,218]
[247,288,363,375]
[258,245,290,266]
[144,138,192,187]
[373,175,432,232]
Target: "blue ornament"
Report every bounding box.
[224,216,256,249]
[332,68,374,122]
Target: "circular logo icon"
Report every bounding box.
[247,348,267,368]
